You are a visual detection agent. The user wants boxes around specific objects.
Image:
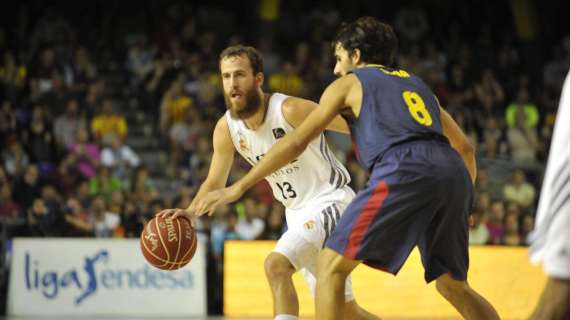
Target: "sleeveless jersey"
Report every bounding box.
[225,93,350,210]
[347,65,449,171]
[530,70,570,264]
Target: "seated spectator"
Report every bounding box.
[101,136,140,181]
[260,203,285,240]
[22,105,56,175]
[27,198,64,237]
[486,199,506,245]
[83,78,105,120]
[0,52,27,104]
[0,183,20,221]
[0,166,8,186]
[120,199,144,238]
[89,166,123,203]
[160,76,193,167]
[68,127,100,179]
[469,207,490,245]
[70,46,97,93]
[235,197,265,240]
[521,214,535,245]
[128,165,156,201]
[0,101,18,148]
[89,194,120,238]
[503,169,536,210]
[189,136,212,176]
[473,68,505,118]
[108,190,125,214]
[479,116,508,159]
[75,180,93,210]
[28,47,61,101]
[475,167,503,200]
[445,63,474,110]
[1,136,29,178]
[13,164,42,212]
[502,213,522,246]
[505,201,523,218]
[49,156,81,197]
[505,87,539,129]
[91,97,127,146]
[63,197,93,237]
[506,107,541,164]
[160,76,193,140]
[475,191,492,215]
[41,185,63,214]
[53,97,87,150]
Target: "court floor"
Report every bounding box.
[0,317,474,320]
[0,318,463,320]
[0,317,472,320]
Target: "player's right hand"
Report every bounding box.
[156,208,194,221]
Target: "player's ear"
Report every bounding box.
[255,72,264,87]
[351,48,362,65]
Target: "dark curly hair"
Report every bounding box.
[332,16,398,66]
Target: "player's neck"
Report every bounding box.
[360,63,385,69]
[243,92,270,130]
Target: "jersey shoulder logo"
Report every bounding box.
[272,127,286,139]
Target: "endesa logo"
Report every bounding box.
[24,249,193,304]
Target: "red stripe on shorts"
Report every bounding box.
[344,180,389,259]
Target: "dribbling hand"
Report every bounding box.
[193,184,245,216]
[156,208,196,227]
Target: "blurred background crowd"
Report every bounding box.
[0,0,568,314]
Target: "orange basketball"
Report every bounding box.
[140,215,197,270]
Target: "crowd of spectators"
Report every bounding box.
[0,0,568,314]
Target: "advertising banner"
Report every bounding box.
[7,238,206,316]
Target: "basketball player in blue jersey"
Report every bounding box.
[195,17,500,319]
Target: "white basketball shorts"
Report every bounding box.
[273,186,356,301]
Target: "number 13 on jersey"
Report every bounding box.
[276,181,297,199]
[402,91,433,126]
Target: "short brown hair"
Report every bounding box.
[219,45,264,75]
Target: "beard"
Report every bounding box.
[224,87,262,120]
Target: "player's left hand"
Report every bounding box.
[194,184,244,216]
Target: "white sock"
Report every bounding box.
[275,315,298,320]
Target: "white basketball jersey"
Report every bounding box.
[225,93,351,210]
[530,70,570,267]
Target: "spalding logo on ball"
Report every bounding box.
[140,216,197,270]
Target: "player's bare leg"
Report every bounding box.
[435,273,500,320]
[315,248,361,320]
[529,276,570,320]
[265,252,299,318]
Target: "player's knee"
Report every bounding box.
[435,274,468,299]
[264,252,295,281]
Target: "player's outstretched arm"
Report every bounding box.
[439,106,477,183]
[192,75,354,216]
[157,116,235,219]
[282,96,350,134]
